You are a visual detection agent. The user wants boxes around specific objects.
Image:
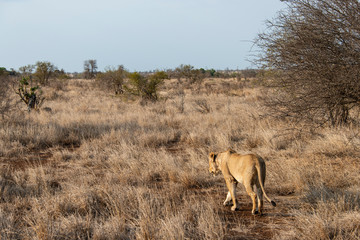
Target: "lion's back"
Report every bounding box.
[225,153,258,178]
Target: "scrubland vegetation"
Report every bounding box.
[1,0,360,239]
[0,74,359,239]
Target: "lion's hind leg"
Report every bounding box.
[244,182,257,215]
[256,183,264,215]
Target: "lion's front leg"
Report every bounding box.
[223,191,232,206]
[225,179,238,211]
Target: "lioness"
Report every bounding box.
[208,149,276,215]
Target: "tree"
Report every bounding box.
[19,65,35,79]
[33,61,56,85]
[84,59,97,79]
[256,0,360,127]
[96,65,127,95]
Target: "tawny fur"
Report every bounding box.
[209,149,276,215]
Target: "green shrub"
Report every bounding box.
[15,77,44,111]
[125,71,168,101]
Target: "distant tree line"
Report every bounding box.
[1,58,263,112]
[94,63,261,100]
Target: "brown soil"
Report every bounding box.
[1,150,52,171]
[197,183,297,240]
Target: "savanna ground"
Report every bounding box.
[1,77,360,239]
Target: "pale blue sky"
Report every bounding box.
[0,0,284,72]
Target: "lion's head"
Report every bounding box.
[208,152,220,176]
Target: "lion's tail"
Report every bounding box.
[255,157,276,207]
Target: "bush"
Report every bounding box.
[125,71,168,101]
[96,65,127,95]
[14,77,44,111]
[175,64,206,85]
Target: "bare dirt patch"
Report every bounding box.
[197,183,298,239]
[0,150,52,171]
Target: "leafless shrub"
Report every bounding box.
[193,99,211,114]
[256,0,360,127]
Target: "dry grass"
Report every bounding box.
[0,78,359,239]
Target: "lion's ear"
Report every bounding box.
[209,152,217,161]
[227,148,235,153]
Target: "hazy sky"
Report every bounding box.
[1,0,285,72]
